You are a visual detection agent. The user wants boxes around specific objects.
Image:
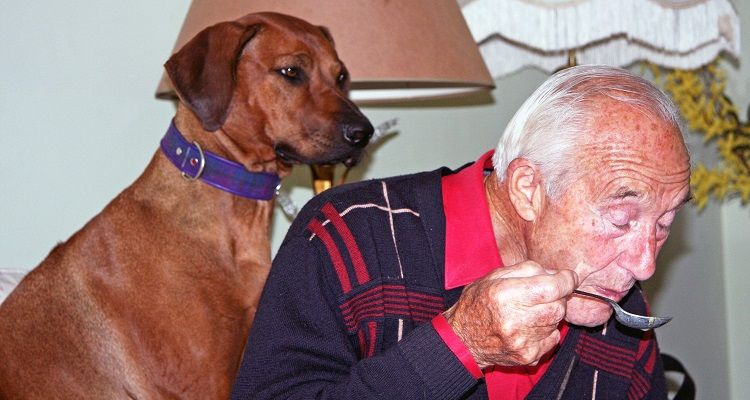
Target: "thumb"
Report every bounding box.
[573,261,602,287]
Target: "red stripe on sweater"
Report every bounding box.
[342,299,443,321]
[340,288,443,316]
[581,334,637,360]
[308,218,352,293]
[367,321,377,357]
[357,327,367,357]
[343,310,435,328]
[577,347,635,373]
[636,330,653,359]
[340,286,443,314]
[644,342,657,374]
[322,203,370,285]
[576,338,634,378]
[342,296,443,316]
[340,284,443,309]
[340,300,442,331]
[382,287,444,304]
[338,284,444,331]
[576,335,635,367]
[637,330,657,374]
[344,294,441,314]
[577,349,632,378]
[382,285,443,301]
[576,335,637,375]
[343,307,439,326]
[627,369,650,400]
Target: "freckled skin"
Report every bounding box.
[446,87,692,369]
[525,99,691,327]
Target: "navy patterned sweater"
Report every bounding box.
[231,165,667,399]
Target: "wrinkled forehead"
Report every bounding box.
[580,98,689,169]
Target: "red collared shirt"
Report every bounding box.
[431,150,567,400]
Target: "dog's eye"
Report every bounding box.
[337,70,349,88]
[278,67,300,79]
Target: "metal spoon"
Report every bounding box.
[573,290,672,330]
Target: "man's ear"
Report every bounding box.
[506,158,545,222]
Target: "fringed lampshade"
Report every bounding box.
[459,0,739,78]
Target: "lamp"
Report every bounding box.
[156,0,494,103]
[156,0,494,195]
[459,0,739,78]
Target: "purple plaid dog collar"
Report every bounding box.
[160,120,281,200]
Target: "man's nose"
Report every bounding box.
[619,228,657,281]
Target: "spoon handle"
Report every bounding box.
[572,289,614,304]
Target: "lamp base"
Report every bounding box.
[310,164,335,195]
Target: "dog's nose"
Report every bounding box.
[343,120,374,148]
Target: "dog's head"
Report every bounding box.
[165,12,374,172]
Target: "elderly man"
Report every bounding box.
[231,65,691,399]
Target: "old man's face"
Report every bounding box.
[528,100,691,327]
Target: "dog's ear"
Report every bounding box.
[165,21,260,132]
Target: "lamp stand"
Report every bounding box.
[310,164,335,195]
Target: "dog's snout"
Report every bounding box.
[342,120,374,148]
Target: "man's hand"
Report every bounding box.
[443,261,579,369]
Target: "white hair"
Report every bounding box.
[492,65,684,198]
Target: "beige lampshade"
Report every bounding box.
[155,0,494,104]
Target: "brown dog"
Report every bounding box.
[0,12,372,399]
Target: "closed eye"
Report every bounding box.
[607,208,633,231]
[612,221,630,230]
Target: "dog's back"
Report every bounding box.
[0,200,151,398]
[0,165,265,398]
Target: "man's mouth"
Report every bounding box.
[588,285,631,302]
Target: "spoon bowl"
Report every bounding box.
[573,290,672,330]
